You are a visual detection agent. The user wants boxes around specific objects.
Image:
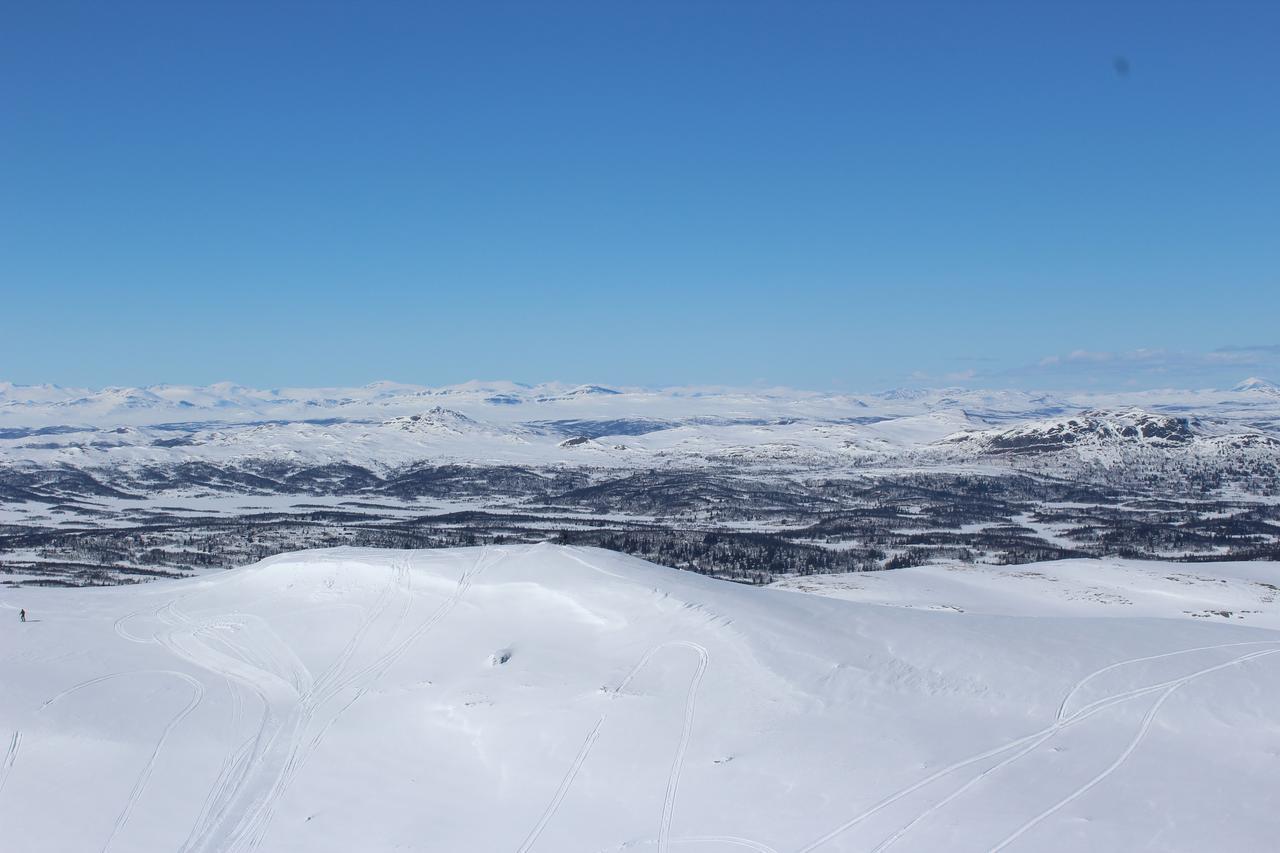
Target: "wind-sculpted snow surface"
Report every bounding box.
[2,545,1279,851]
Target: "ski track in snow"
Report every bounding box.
[231,555,414,852]
[157,586,320,853]
[988,647,1280,852]
[798,641,1280,853]
[175,547,497,853]
[0,730,19,801]
[516,719,603,853]
[659,642,709,853]
[1053,639,1280,722]
[243,548,500,851]
[41,670,205,853]
[866,646,1280,852]
[184,734,257,853]
[114,609,157,645]
[517,641,712,853]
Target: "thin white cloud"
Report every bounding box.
[1065,349,1117,363]
[1214,344,1280,354]
[902,346,1279,391]
[995,345,1280,390]
[1034,347,1265,372]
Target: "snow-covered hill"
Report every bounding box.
[2,545,1278,852]
[942,409,1201,455]
[1233,377,1280,394]
[926,408,1280,487]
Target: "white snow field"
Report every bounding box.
[2,545,1279,852]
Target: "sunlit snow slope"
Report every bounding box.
[2,545,1279,852]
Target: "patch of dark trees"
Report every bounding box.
[2,463,1279,588]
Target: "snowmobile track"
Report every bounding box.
[659,642,709,853]
[988,647,1280,852]
[185,549,495,853]
[42,670,205,853]
[866,646,1280,852]
[518,640,711,853]
[1055,639,1280,722]
[160,607,303,853]
[232,556,415,851]
[797,640,1280,852]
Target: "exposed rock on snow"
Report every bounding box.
[943,409,1199,455]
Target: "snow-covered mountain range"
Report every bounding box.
[3,379,1279,474]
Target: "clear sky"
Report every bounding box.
[2,1,1277,391]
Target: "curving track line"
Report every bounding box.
[660,642,710,853]
[988,646,1280,852]
[242,548,501,851]
[114,610,158,645]
[160,600,313,853]
[183,733,258,853]
[181,679,256,853]
[1056,639,1280,722]
[225,556,417,852]
[866,646,1280,852]
[172,557,409,852]
[178,548,493,853]
[43,670,205,853]
[517,640,711,853]
[797,639,1280,853]
[516,643,663,853]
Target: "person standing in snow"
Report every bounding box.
[19,609,25,622]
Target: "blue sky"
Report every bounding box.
[2,1,1277,391]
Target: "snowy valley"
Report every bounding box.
[2,380,1279,586]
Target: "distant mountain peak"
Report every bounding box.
[1233,377,1280,393]
[876,387,930,401]
[386,407,480,434]
[533,384,622,402]
[946,408,1202,456]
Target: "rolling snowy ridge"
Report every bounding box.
[1,545,1278,852]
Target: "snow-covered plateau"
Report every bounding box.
[2,544,1278,852]
[3,380,1280,472]
[3,380,1280,585]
